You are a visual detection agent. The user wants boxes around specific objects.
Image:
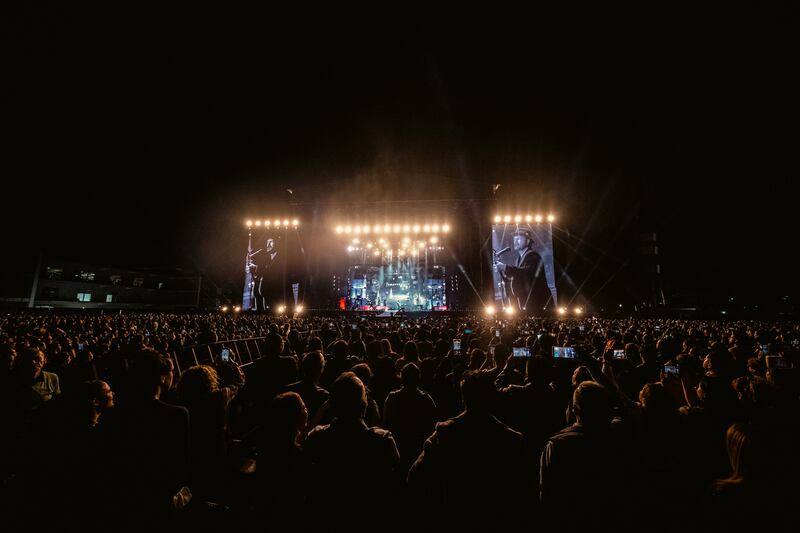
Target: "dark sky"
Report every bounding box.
[2,6,797,306]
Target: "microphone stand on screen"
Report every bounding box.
[493,246,511,309]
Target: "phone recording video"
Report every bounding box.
[351,323,358,330]
[613,349,625,359]
[464,329,473,335]
[761,344,769,354]
[552,346,576,359]
[452,339,461,354]
[495,329,501,338]
[512,347,531,358]
[220,348,231,362]
[663,364,679,376]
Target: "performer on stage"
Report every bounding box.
[495,227,545,311]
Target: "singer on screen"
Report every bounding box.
[495,227,545,311]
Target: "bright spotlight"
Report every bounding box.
[273,219,280,227]
[374,250,380,257]
[393,225,401,233]
[264,220,271,226]
[494,215,502,223]
[283,219,289,226]
[246,220,253,227]
[430,236,438,243]
[353,226,361,234]
[276,305,286,314]
[535,215,543,223]
[374,225,382,233]
[503,215,512,223]
[412,224,420,233]
[485,305,496,315]
[233,306,241,312]
[547,214,555,222]
[442,224,450,232]
[524,215,532,222]
[423,224,431,232]
[574,307,583,315]
[367,243,373,248]
[557,307,567,315]
[344,226,352,234]
[403,224,411,233]
[352,238,360,244]
[504,306,515,316]
[383,224,391,233]
[295,305,304,313]
[362,225,370,234]
[335,226,343,234]
[431,224,440,233]
[221,305,228,312]
[514,215,522,223]
[347,246,354,252]
[292,219,299,226]
[254,220,261,226]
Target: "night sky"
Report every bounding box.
[2,6,797,308]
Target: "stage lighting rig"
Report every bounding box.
[491,213,556,224]
[246,218,300,229]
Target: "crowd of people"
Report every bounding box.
[1,310,798,531]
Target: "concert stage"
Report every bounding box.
[333,222,452,312]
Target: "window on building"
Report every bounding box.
[110,275,122,285]
[77,292,92,302]
[46,267,63,280]
[133,277,144,287]
[106,294,113,303]
[78,271,95,281]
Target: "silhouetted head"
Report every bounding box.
[573,381,612,429]
[460,370,496,413]
[329,372,367,420]
[400,362,420,389]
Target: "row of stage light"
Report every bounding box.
[346,235,444,253]
[335,223,450,235]
[245,219,300,228]
[245,217,553,229]
[484,305,583,316]
[494,214,556,224]
[221,304,304,314]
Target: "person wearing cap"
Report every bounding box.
[495,227,544,311]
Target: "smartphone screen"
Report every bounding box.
[464,329,473,335]
[552,346,575,359]
[761,344,769,354]
[221,348,230,362]
[512,347,530,358]
[613,349,625,359]
[663,364,679,376]
[495,329,500,338]
[452,339,461,354]
[351,323,358,330]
